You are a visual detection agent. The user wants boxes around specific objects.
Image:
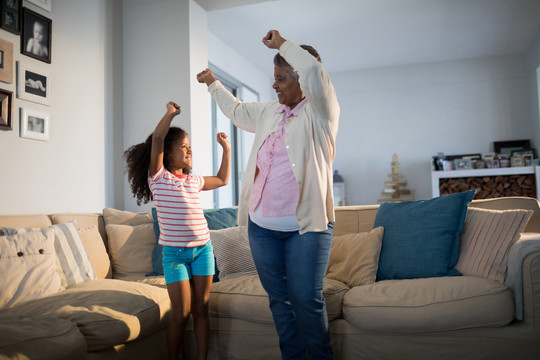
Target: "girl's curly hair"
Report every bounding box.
[123,127,189,205]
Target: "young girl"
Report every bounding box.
[124,101,230,360]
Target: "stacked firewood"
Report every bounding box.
[439,175,536,199]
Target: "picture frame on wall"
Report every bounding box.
[0,88,13,130]
[0,38,13,84]
[16,61,50,105]
[21,7,51,64]
[0,0,22,35]
[20,107,49,141]
[26,0,51,12]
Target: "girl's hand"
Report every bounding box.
[217,132,230,150]
[197,68,216,86]
[166,101,181,115]
[262,30,286,50]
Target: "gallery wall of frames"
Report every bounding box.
[0,0,52,141]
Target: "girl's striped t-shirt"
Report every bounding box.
[148,166,209,247]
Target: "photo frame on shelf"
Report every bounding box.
[0,88,13,130]
[494,140,531,155]
[486,159,500,168]
[26,0,51,12]
[523,153,534,166]
[16,61,50,105]
[20,107,49,141]
[512,149,535,158]
[473,159,487,169]
[453,158,473,170]
[445,153,481,161]
[0,0,22,35]
[21,7,51,64]
[0,38,13,84]
[511,155,524,167]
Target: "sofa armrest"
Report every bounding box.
[505,233,540,320]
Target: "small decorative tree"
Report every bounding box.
[378,154,415,203]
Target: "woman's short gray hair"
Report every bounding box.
[273,44,321,81]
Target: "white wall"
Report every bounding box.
[527,31,540,153]
[104,0,124,210]
[122,0,211,212]
[0,0,109,215]
[330,54,533,205]
[208,32,274,102]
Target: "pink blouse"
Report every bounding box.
[249,98,307,218]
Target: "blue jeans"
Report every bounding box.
[248,219,334,360]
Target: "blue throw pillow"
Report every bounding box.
[146,207,164,276]
[204,207,238,230]
[374,190,476,280]
[146,207,239,280]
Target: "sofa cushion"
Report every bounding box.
[102,207,153,226]
[326,227,383,287]
[373,190,475,280]
[0,313,86,360]
[5,278,171,351]
[209,275,349,324]
[456,207,533,283]
[105,223,156,277]
[3,221,97,287]
[211,226,258,281]
[114,273,167,288]
[0,214,52,230]
[342,276,514,332]
[79,225,112,279]
[0,313,86,359]
[0,228,62,309]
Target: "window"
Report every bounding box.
[210,66,258,208]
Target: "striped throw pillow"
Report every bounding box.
[211,226,257,281]
[2,220,96,287]
[455,207,533,283]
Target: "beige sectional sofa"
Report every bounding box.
[1,197,540,360]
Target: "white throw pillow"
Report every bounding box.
[211,226,258,281]
[2,220,97,287]
[0,228,62,309]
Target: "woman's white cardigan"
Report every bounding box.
[207,40,340,234]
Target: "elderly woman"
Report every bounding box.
[197,29,339,360]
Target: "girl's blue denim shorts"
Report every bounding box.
[162,241,215,284]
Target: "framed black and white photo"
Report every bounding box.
[0,88,13,130]
[26,0,51,12]
[0,38,13,84]
[20,107,49,141]
[0,0,22,35]
[17,61,50,105]
[21,7,51,63]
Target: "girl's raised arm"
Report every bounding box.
[203,132,231,190]
[149,101,180,177]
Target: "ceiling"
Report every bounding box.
[197,0,540,74]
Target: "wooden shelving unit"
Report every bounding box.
[431,166,539,198]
